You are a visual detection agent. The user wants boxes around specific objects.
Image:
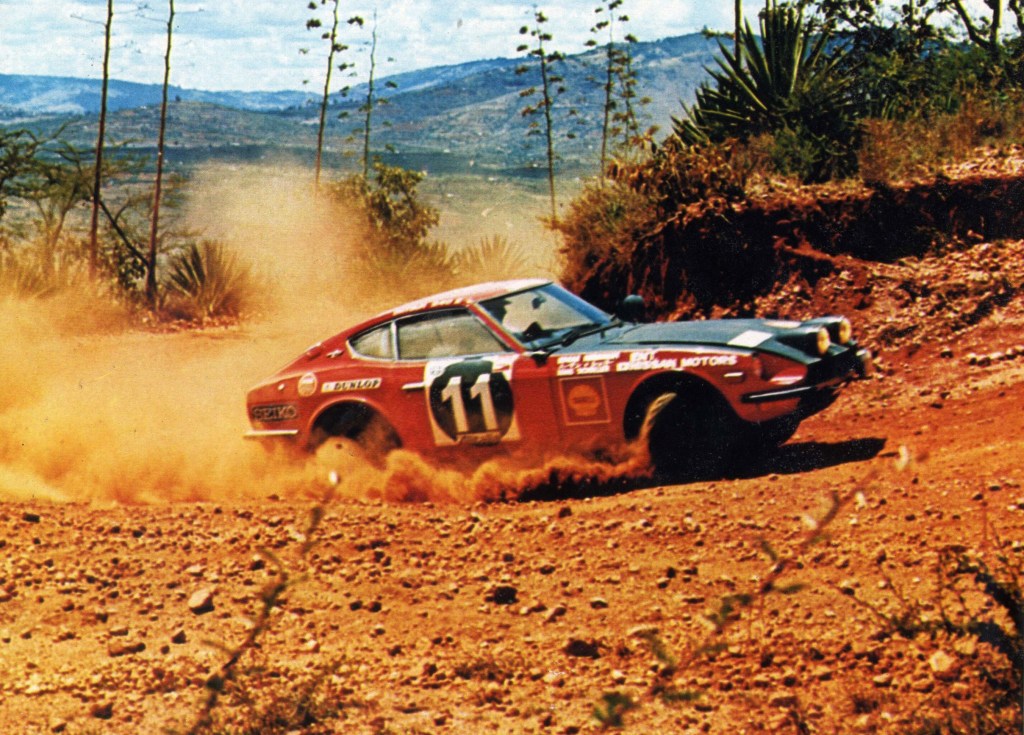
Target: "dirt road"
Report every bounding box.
[1,281,1023,734]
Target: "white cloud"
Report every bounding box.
[2,0,761,91]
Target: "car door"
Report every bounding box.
[395,308,561,454]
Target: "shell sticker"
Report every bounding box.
[559,377,611,425]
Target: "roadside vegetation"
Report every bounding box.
[3,1,1022,328]
[558,0,1024,312]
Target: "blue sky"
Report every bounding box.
[1,1,765,91]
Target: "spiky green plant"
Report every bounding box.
[674,1,862,181]
[164,240,255,321]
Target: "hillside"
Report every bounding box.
[0,74,315,115]
[0,34,719,172]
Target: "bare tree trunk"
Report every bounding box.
[362,11,378,180]
[539,48,557,223]
[314,0,341,192]
[599,17,614,179]
[89,0,114,279]
[735,0,743,66]
[147,0,174,307]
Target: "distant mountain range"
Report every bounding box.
[0,33,722,172]
[0,73,315,115]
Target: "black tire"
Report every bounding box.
[642,389,739,481]
[311,404,400,467]
[736,416,800,463]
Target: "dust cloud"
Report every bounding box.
[0,164,635,505]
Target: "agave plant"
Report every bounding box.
[164,240,255,320]
[674,1,862,180]
[452,235,535,282]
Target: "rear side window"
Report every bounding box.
[397,310,509,360]
[349,323,394,360]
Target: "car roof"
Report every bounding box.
[380,278,552,319]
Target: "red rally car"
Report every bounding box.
[246,279,869,476]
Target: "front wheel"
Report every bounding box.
[734,416,800,465]
[642,390,740,481]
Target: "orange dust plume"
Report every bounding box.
[0,163,588,506]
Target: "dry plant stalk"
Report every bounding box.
[179,489,332,735]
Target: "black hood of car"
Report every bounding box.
[610,320,777,346]
[585,319,833,363]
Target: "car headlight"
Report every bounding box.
[816,328,831,356]
[837,317,852,345]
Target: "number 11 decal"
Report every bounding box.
[426,359,517,446]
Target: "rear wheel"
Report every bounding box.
[310,404,400,467]
[641,389,740,480]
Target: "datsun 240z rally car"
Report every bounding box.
[246,279,869,476]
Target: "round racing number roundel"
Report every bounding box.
[427,360,514,444]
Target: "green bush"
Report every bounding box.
[675,2,861,182]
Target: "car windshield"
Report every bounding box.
[480,284,611,348]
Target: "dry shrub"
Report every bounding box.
[556,180,656,286]
[557,140,755,289]
[0,244,91,299]
[859,90,1024,184]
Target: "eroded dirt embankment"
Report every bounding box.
[568,153,1024,340]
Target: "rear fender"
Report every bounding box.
[309,399,402,452]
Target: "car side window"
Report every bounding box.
[349,323,395,360]
[397,310,509,360]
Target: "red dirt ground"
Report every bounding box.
[1,243,1023,734]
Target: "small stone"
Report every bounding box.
[108,640,146,657]
[589,597,609,610]
[187,588,215,615]
[489,585,518,605]
[544,604,567,623]
[872,673,892,688]
[627,624,658,638]
[90,701,114,719]
[22,512,41,524]
[939,348,954,359]
[769,692,797,708]
[170,629,187,645]
[564,638,600,659]
[928,650,960,681]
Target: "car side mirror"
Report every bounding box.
[617,294,646,323]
